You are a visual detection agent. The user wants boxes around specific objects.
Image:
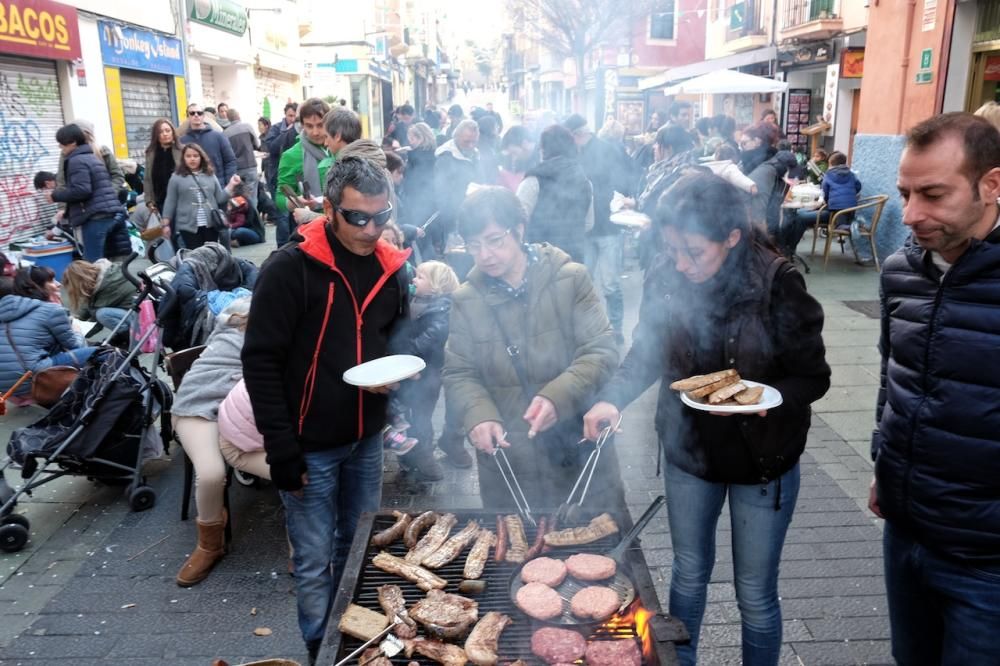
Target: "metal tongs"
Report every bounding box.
[491,432,537,527]
[333,615,405,666]
[556,414,624,525]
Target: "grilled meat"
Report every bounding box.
[423,520,480,568]
[565,553,616,581]
[543,513,619,547]
[377,584,418,639]
[372,511,412,547]
[495,515,507,562]
[585,638,642,666]
[372,551,447,591]
[464,611,512,666]
[360,647,393,666]
[409,589,479,640]
[569,586,619,621]
[407,513,458,565]
[504,515,528,563]
[464,529,496,580]
[525,516,547,559]
[735,385,765,405]
[515,581,563,621]
[669,369,737,392]
[404,637,469,665]
[520,557,568,587]
[404,510,438,548]
[531,627,586,664]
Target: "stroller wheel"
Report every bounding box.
[0,523,28,553]
[128,486,157,512]
[232,470,259,488]
[1,513,29,531]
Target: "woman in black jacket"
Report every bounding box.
[402,123,438,236]
[585,173,830,666]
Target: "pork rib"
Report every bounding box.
[542,513,619,547]
[423,520,480,569]
[464,611,512,666]
[377,584,418,639]
[404,637,469,666]
[372,551,447,591]
[406,513,458,565]
[409,589,479,640]
[463,529,496,580]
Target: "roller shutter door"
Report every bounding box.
[0,56,66,247]
[200,63,216,105]
[255,69,298,120]
[120,70,173,161]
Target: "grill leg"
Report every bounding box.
[181,454,193,521]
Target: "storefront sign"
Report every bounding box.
[188,0,247,37]
[841,47,864,79]
[823,63,838,131]
[98,21,184,77]
[984,56,1000,81]
[778,42,834,68]
[0,0,81,60]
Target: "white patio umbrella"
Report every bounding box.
[664,69,788,96]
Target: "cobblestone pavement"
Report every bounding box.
[0,233,892,665]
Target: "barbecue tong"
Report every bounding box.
[556,414,624,525]
[333,615,405,666]
[492,432,537,527]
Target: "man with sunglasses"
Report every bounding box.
[242,157,410,665]
[180,103,237,188]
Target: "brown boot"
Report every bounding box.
[176,511,227,587]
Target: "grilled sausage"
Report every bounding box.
[505,515,529,563]
[371,511,412,547]
[525,516,547,560]
[495,515,507,563]
[404,511,438,549]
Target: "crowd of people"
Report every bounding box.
[3,96,1000,666]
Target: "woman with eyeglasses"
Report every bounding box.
[583,172,830,666]
[161,144,241,250]
[442,186,623,511]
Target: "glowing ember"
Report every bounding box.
[597,600,657,663]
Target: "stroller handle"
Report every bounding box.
[121,252,141,288]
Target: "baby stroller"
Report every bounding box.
[0,260,175,553]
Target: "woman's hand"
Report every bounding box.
[468,421,508,454]
[523,396,557,438]
[160,219,171,239]
[708,410,768,417]
[227,174,242,190]
[583,402,621,441]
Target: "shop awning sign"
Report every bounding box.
[188,0,247,37]
[0,0,81,61]
[98,21,184,77]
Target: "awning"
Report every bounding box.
[639,46,777,91]
[663,69,788,96]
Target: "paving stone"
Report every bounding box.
[1,634,117,659]
[806,617,893,642]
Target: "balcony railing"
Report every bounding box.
[783,0,838,29]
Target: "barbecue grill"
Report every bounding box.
[321,508,689,665]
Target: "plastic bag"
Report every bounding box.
[134,300,159,354]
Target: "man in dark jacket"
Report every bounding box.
[820,151,862,227]
[433,119,481,252]
[871,112,1000,663]
[180,103,237,188]
[223,108,261,211]
[242,157,409,663]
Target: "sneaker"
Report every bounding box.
[382,426,418,455]
[403,447,444,482]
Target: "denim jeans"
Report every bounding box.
[584,232,624,333]
[274,211,293,247]
[281,436,383,643]
[80,216,117,262]
[665,461,800,666]
[47,346,99,368]
[95,307,134,334]
[231,227,262,246]
[883,521,1000,664]
[236,167,259,211]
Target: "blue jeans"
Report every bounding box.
[665,461,800,666]
[47,346,99,367]
[95,307,134,334]
[584,232,624,333]
[883,522,1000,664]
[231,227,262,246]
[281,436,383,643]
[80,216,117,262]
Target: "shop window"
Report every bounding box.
[975,0,1000,43]
[650,1,677,41]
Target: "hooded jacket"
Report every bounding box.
[224,121,261,170]
[242,218,411,490]
[0,296,85,395]
[180,127,238,187]
[520,156,592,262]
[600,240,830,486]
[874,228,1000,565]
[51,144,122,227]
[822,165,862,211]
[73,260,137,322]
[749,151,798,229]
[434,139,481,234]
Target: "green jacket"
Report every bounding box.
[443,244,618,439]
[75,261,136,322]
[274,137,333,211]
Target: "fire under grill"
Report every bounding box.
[322,509,689,665]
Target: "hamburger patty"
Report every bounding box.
[530,626,586,664]
[569,586,620,621]
[515,582,564,620]
[520,557,568,587]
[565,553,617,581]
[585,638,642,666]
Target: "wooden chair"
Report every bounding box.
[818,195,889,271]
[808,203,829,258]
[164,346,233,544]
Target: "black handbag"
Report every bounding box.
[192,175,229,230]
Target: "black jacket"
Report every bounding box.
[601,240,830,485]
[579,136,632,236]
[401,146,436,228]
[389,295,451,371]
[51,144,122,227]
[874,229,1000,565]
[162,255,258,350]
[242,219,410,490]
[524,156,591,262]
[434,141,481,237]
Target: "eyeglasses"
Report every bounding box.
[188,110,204,117]
[336,204,393,227]
[466,229,511,255]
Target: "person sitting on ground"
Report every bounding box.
[226,183,266,248]
[0,272,98,399]
[61,260,138,332]
[822,151,863,228]
[14,265,62,306]
[704,144,757,195]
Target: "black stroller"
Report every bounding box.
[0,258,175,553]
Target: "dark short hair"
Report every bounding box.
[907,112,1000,189]
[714,144,739,162]
[204,106,217,115]
[325,157,390,207]
[695,117,712,136]
[669,101,692,118]
[0,277,13,299]
[55,123,87,146]
[713,114,735,137]
[655,124,694,154]
[760,108,777,121]
[258,116,271,129]
[399,103,415,116]
[423,107,441,129]
[176,143,215,176]
[283,102,298,114]
[217,102,228,110]
[563,113,588,133]
[33,171,56,190]
[654,172,750,243]
[299,97,331,122]
[448,104,463,118]
[13,266,55,302]
[828,151,848,167]
[501,125,531,149]
[458,186,527,240]
[539,124,577,160]
[324,107,362,144]
[384,150,404,173]
[477,115,498,138]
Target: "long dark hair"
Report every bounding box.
[175,143,215,176]
[146,118,178,154]
[13,266,56,302]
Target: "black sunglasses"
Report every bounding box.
[188,110,204,117]
[336,204,393,227]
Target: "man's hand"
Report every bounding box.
[868,475,883,519]
[708,410,768,417]
[363,382,399,395]
[583,402,621,442]
[523,396,557,439]
[290,473,310,499]
[43,191,54,203]
[468,421,508,454]
[292,207,314,224]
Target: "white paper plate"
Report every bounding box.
[343,355,426,388]
[680,380,783,414]
[610,211,652,228]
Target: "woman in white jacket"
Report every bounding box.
[704,145,757,195]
